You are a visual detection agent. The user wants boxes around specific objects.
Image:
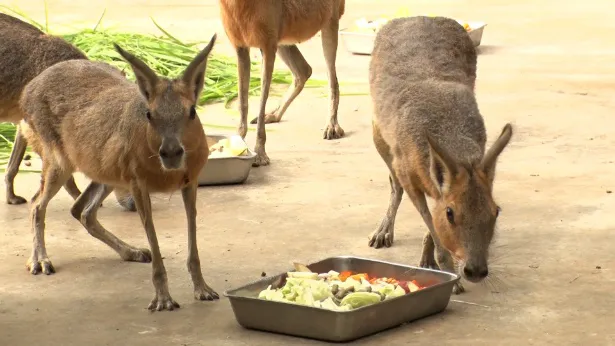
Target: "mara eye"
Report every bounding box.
[189,106,197,120]
[146,110,151,120]
[496,206,502,218]
[446,207,455,224]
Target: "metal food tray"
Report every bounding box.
[197,134,256,186]
[339,20,487,55]
[224,256,460,342]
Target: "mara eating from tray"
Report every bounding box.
[258,263,426,311]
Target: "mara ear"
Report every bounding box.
[114,43,159,100]
[181,33,217,100]
[425,131,458,196]
[480,123,513,185]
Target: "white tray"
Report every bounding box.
[339,20,487,55]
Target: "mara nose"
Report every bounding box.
[463,265,488,281]
[159,146,184,159]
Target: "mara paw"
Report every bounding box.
[194,284,220,301]
[148,294,180,312]
[27,257,55,275]
[368,219,395,249]
[323,123,345,140]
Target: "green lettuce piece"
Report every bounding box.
[384,285,406,300]
[340,292,382,309]
[374,283,396,296]
[340,277,362,290]
[319,297,352,311]
[258,285,288,303]
[287,271,319,280]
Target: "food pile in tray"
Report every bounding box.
[258,263,426,311]
[208,135,249,158]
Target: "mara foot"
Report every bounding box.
[27,256,55,275]
[368,219,394,248]
[419,252,439,270]
[7,193,27,205]
[250,112,281,125]
[120,248,152,263]
[452,282,465,295]
[148,293,180,312]
[237,125,247,140]
[252,150,270,167]
[323,123,345,140]
[194,283,220,301]
[116,195,137,212]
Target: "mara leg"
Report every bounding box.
[435,241,464,294]
[70,182,151,262]
[113,187,137,212]
[399,178,465,294]
[5,126,27,205]
[181,182,218,301]
[250,45,312,125]
[30,176,80,204]
[419,231,438,269]
[369,122,402,248]
[368,173,403,248]
[320,18,344,140]
[236,46,251,139]
[252,44,277,167]
[130,180,178,311]
[63,176,82,200]
[27,162,71,275]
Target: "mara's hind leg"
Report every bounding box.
[250,45,312,125]
[320,17,344,140]
[5,126,28,205]
[369,123,403,248]
[251,44,278,167]
[27,160,71,275]
[70,182,151,263]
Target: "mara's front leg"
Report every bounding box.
[182,182,219,301]
[236,46,251,139]
[131,181,179,311]
[402,182,465,294]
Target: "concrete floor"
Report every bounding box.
[1,0,615,345]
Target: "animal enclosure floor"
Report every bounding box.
[1,0,615,345]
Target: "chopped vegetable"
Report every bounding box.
[209,135,249,158]
[340,292,382,309]
[258,267,427,312]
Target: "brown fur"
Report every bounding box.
[0,13,135,211]
[368,16,513,294]
[19,35,219,311]
[219,0,346,167]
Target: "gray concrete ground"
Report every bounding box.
[1,0,614,345]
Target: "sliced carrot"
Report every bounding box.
[338,271,353,282]
[348,273,369,281]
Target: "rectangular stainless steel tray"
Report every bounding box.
[339,20,487,55]
[224,256,460,342]
[197,134,256,186]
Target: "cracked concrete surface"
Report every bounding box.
[1,0,614,345]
